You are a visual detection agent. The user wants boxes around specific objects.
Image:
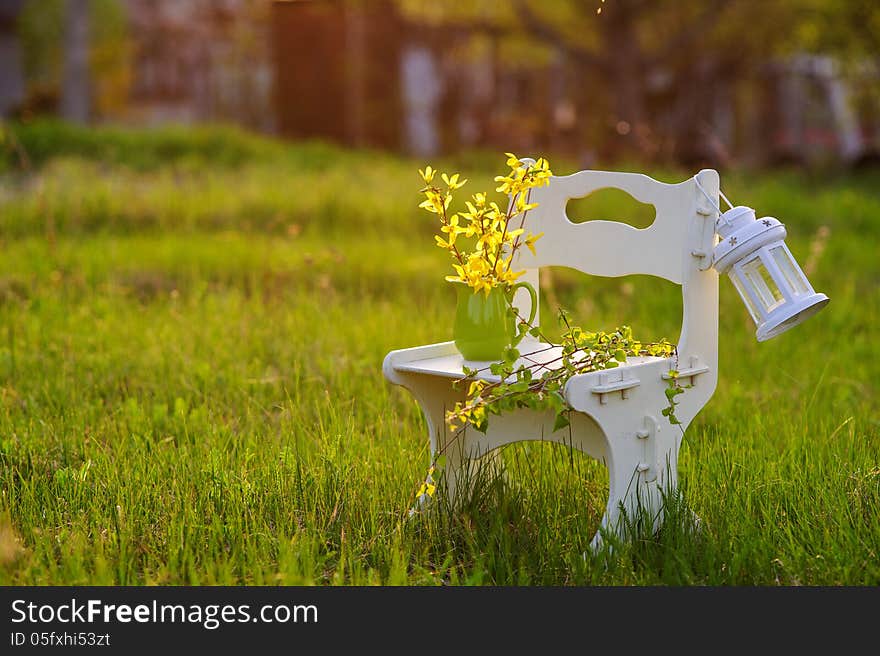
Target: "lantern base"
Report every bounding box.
[756,293,829,342]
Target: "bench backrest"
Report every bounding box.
[511,167,720,374]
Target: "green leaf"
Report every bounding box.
[547,391,567,413]
[553,412,570,432]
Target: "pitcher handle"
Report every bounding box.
[509,281,538,348]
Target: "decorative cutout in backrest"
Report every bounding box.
[541,266,684,344]
[565,188,657,229]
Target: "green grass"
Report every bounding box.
[0,120,877,584]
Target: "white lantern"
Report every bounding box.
[713,206,829,342]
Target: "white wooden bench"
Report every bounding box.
[384,167,721,548]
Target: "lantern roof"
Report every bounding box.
[713,206,786,273]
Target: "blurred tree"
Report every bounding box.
[396,0,880,164]
[788,0,880,158]
[17,0,130,119]
[89,0,131,117]
[790,0,880,58]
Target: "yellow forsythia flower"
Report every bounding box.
[419,154,552,295]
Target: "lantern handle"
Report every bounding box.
[694,175,735,214]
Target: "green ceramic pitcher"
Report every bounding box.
[453,281,538,361]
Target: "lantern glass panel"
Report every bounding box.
[730,272,761,322]
[770,245,811,296]
[740,255,784,312]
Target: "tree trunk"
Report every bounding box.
[601,1,644,155]
[61,0,90,123]
[0,0,25,117]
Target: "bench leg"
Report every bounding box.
[440,429,504,506]
[589,413,684,551]
[395,376,491,509]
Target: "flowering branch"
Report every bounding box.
[418,154,551,296]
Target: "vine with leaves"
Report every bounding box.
[447,311,683,436]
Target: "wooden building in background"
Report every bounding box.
[271,0,402,150]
